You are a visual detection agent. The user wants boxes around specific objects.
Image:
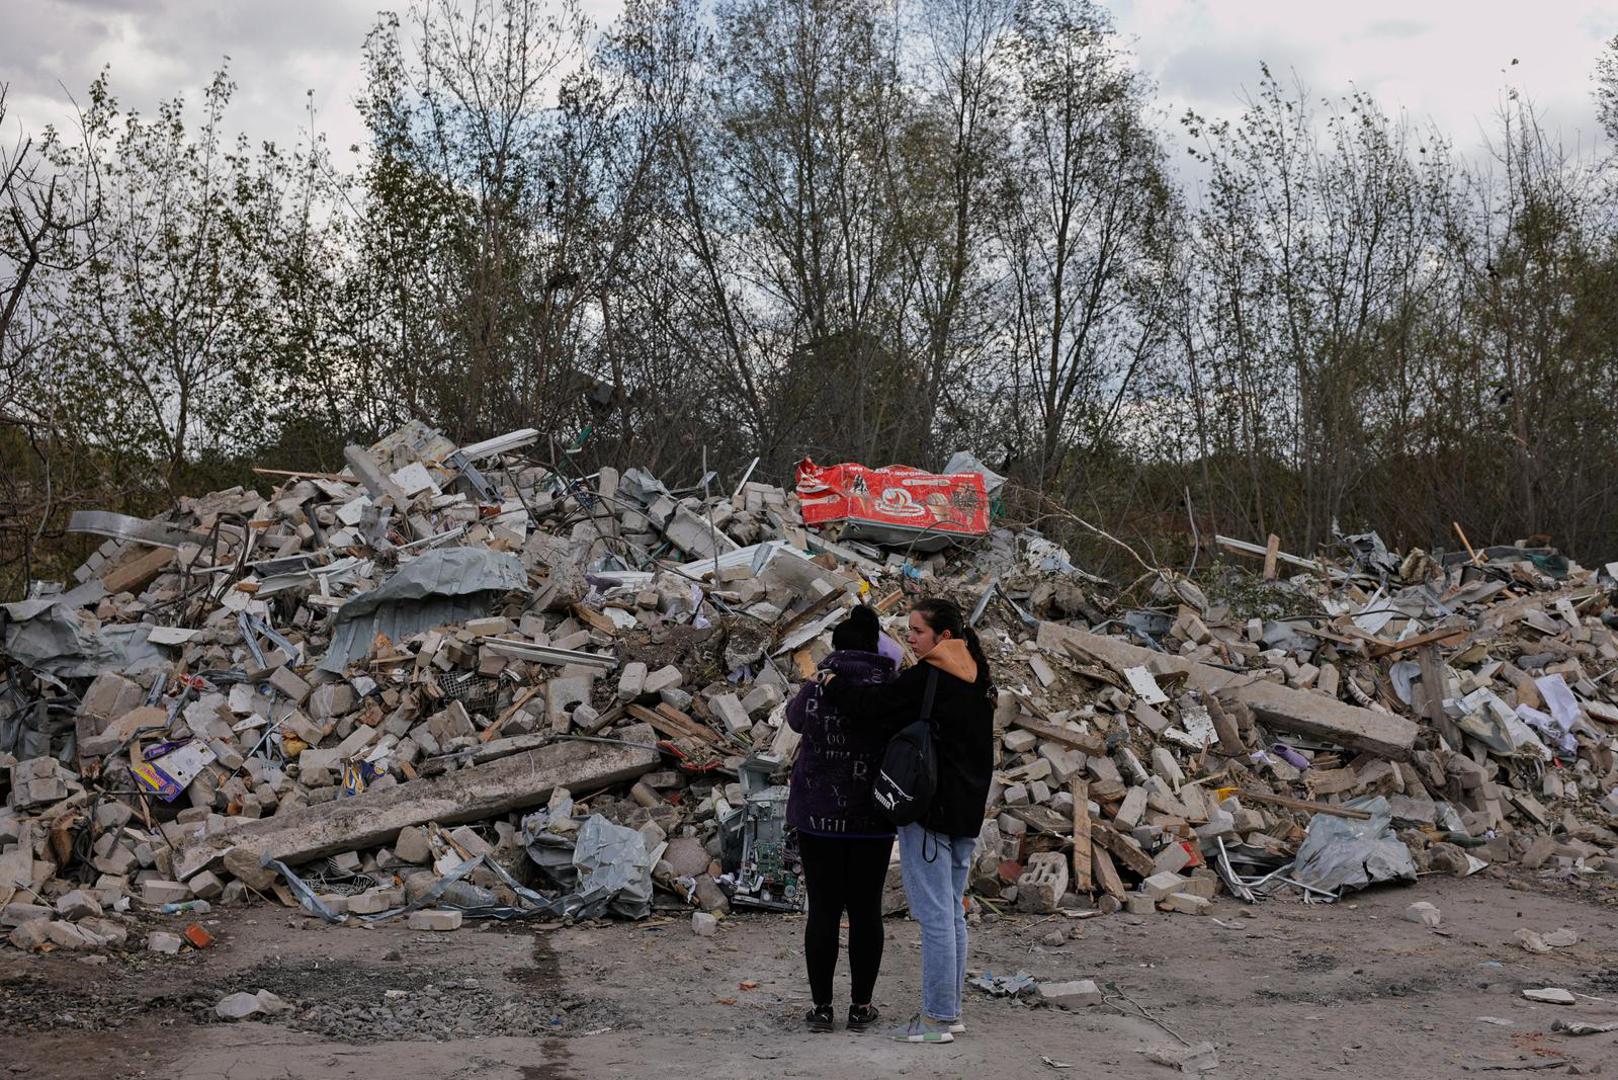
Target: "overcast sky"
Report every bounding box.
[4,0,1615,174]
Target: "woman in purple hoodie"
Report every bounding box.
[786,605,896,1034]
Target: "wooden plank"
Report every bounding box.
[1415,643,1465,751]
[1009,714,1105,756]
[1364,625,1470,660]
[1070,780,1093,893]
[1058,642,1128,689]
[657,702,726,743]
[773,588,846,644]
[1091,846,1125,900]
[569,602,618,635]
[1452,521,1482,566]
[479,685,542,743]
[1206,697,1247,756]
[1037,622,1420,761]
[872,589,905,614]
[175,739,658,880]
[101,546,176,596]
[252,466,349,482]
[626,703,716,745]
[1091,822,1155,878]
[1263,533,1281,581]
[1221,787,1371,821]
[1215,534,1336,577]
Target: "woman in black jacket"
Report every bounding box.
[823,597,994,1043]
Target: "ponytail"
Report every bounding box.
[960,625,992,689]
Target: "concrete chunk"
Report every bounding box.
[1039,622,1420,760]
[1160,892,1211,915]
[1016,851,1070,914]
[141,879,192,905]
[709,693,752,736]
[1037,979,1103,1009]
[54,890,103,921]
[407,908,463,932]
[616,662,648,701]
[1141,872,1187,901]
[174,739,658,880]
[643,666,683,695]
[267,665,312,705]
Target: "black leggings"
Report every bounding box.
[797,832,894,1008]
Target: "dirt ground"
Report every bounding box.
[3,873,1617,1079]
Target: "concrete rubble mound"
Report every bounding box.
[4,421,1618,953]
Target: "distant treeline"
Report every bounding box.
[4,0,1618,594]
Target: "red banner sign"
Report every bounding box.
[794,459,990,542]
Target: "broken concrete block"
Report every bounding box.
[709,693,752,736]
[222,847,280,892]
[216,989,291,1020]
[147,931,183,954]
[1017,852,1070,914]
[1029,654,1057,688]
[741,683,784,717]
[1523,987,1576,1005]
[80,917,127,947]
[347,888,402,915]
[546,676,593,733]
[1115,786,1149,831]
[187,870,224,900]
[45,921,97,950]
[79,672,144,723]
[1037,979,1102,1009]
[141,879,192,905]
[616,662,648,701]
[1174,875,1220,900]
[665,836,711,878]
[1144,1040,1219,1073]
[692,911,719,937]
[693,874,730,914]
[54,890,103,921]
[1150,747,1184,787]
[7,919,51,951]
[308,683,357,721]
[267,665,312,705]
[407,908,463,932]
[427,700,475,742]
[1405,901,1441,928]
[1159,892,1211,915]
[1003,729,1039,754]
[1152,841,1192,876]
[643,665,683,695]
[448,825,492,858]
[1140,872,1186,901]
[394,826,432,865]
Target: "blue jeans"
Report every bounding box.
[897,823,976,1022]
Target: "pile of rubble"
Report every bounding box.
[967,533,1618,919]
[2,419,1618,958]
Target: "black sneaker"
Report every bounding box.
[847,1003,879,1032]
[806,1004,834,1032]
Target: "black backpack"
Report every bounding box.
[872,668,939,826]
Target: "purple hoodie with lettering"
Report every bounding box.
[786,649,898,838]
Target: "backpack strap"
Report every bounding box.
[919,667,939,724]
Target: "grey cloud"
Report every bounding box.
[1153,37,1318,107]
[1362,19,1431,40]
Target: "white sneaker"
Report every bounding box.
[948,1020,966,1035]
[888,1014,955,1043]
